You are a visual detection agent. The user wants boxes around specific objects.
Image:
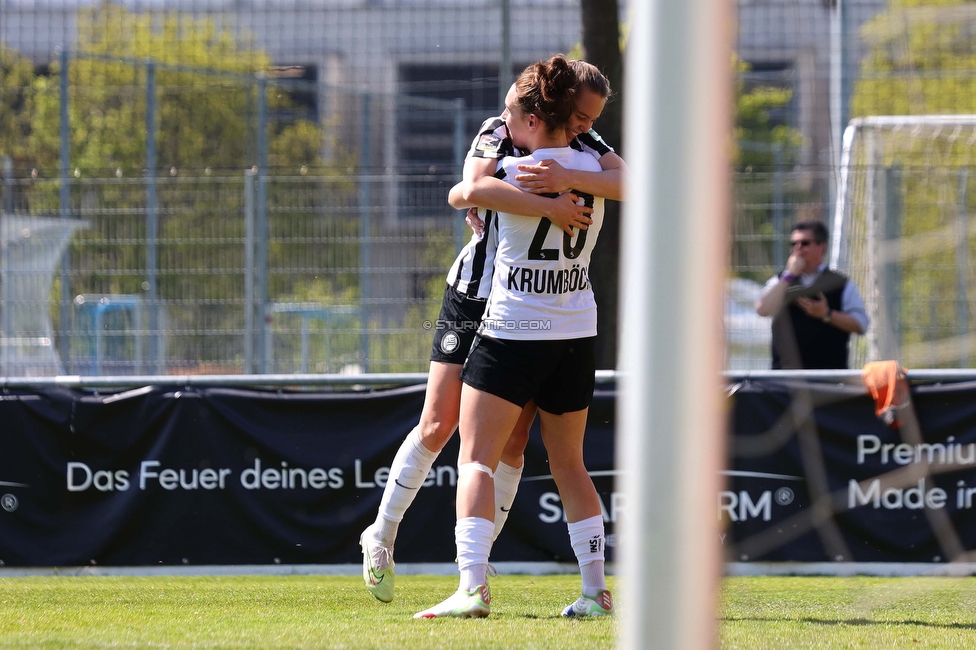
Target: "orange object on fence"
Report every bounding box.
[861,360,910,429]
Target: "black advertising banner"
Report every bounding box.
[7,378,976,567]
[726,379,976,563]
[0,384,618,567]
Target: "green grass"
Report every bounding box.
[721,576,976,649]
[0,574,615,649]
[4,574,976,649]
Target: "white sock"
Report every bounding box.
[568,515,607,593]
[492,458,523,542]
[456,517,494,592]
[579,560,607,595]
[373,426,438,544]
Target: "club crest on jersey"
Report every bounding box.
[477,133,502,154]
[440,331,461,354]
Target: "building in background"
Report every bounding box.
[737,0,886,171]
[1,0,589,182]
[5,0,972,373]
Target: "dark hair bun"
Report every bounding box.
[533,55,576,128]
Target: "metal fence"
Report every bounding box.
[0,163,850,377]
[727,0,976,372]
[727,167,833,371]
[0,0,575,376]
[5,0,976,374]
[1,170,463,376]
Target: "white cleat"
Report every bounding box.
[414,584,491,619]
[359,526,395,603]
[561,589,614,617]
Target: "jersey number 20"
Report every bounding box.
[527,191,594,261]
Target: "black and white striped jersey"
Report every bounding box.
[445,118,612,300]
[571,129,614,158]
[447,117,518,300]
[465,116,519,161]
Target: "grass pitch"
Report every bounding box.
[721,576,976,649]
[2,574,976,648]
[0,574,614,649]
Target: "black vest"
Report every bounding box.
[771,269,851,370]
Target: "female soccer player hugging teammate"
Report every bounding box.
[415,55,614,619]
[359,55,623,614]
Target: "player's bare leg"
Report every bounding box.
[538,408,613,617]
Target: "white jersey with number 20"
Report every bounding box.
[481,146,605,341]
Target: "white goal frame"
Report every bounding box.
[831,115,976,366]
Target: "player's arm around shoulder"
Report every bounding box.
[449,156,498,210]
[514,151,626,201]
[450,157,592,236]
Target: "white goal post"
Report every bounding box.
[831,115,976,368]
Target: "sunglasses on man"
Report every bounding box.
[790,239,822,248]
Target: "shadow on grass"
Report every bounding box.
[498,613,613,622]
[721,617,976,629]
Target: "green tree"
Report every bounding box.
[852,0,976,118]
[26,5,324,175]
[0,47,37,167]
[7,6,360,371]
[731,55,807,283]
[733,55,803,170]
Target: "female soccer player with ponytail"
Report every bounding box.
[359,61,623,607]
[415,55,614,620]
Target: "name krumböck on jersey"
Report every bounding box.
[506,264,590,295]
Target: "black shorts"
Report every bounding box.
[429,285,488,364]
[460,335,596,414]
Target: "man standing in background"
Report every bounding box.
[755,220,869,369]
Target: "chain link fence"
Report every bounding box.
[6,0,976,374]
[727,0,976,371]
[1,170,460,376]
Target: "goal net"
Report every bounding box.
[832,115,976,369]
